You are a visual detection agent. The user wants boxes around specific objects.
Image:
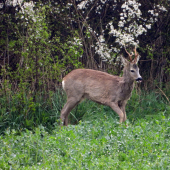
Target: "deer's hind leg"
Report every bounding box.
[60,97,78,126]
[60,92,83,126]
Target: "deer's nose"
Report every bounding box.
[136,77,142,83]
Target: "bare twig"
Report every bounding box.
[156,84,170,105]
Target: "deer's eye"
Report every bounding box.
[130,70,135,73]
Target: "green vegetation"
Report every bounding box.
[0,113,170,169]
[0,89,169,134]
[0,90,170,169]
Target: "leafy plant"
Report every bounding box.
[0,116,170,169]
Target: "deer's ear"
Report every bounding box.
[121,56,129,66]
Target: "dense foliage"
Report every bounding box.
[0,0,170,90]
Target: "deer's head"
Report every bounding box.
[122,47,142,83]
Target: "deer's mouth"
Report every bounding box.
[136,77,142,83]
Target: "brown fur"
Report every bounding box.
[60,56,142,126]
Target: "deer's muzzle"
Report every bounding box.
[136,77,142,83]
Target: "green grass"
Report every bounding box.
[0,116,170,169]
[0,89,65,134]
[0,90,170,169]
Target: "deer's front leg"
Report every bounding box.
[108,102,124,123]
[119,101,127,122]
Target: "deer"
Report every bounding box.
[60,47,142,126]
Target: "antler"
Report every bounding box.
[124,46,139,63]
[133,46,139,63]
[124,47,133,62]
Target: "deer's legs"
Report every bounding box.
[121,108,127,122]
[107,102,124,123]
[60,97,79,126]
[119,101,127,122]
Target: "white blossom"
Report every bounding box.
[95,35,111,60]
[157,4,167,12]
[69,38,83,46]
[77,0,88,9]
[146,24,151,29]
[118,21,124,27]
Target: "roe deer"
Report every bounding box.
[60,47,142,126]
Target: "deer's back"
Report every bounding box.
[63,69,121,87]
[62,69,123,104]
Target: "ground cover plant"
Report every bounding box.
[0,114,170,169]
[0,90,170,169]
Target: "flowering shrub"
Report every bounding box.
[75,0,167,60]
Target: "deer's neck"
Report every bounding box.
[122,70,135,94]
[123,78,134,90]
